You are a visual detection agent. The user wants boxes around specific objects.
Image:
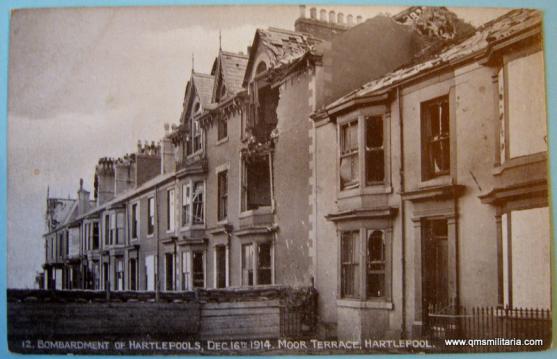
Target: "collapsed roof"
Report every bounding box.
[323,8,541,113]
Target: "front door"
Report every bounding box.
[422,219,449,314]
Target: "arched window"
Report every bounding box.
[367,230,385,298]
[256,61,267,74]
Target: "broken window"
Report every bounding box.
[421,96,450,180]
[341,231,359,298]
[242,157,272,211]
[367,230,385,298]
[217,170,228,221]
[339,120,359,190]
[366,116,385,184]
[192,181,204,224]
[248,80,278,142]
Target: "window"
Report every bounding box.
[218,171,228,221]
[114,257,124,291]
[215,246,226,288]
[181,251,190,290]
[258,243,272,285]
[192,251,204,288]
[366,116,384,184]
[367,231,385,298]
[421,96,450,180]
[131,203,138,239]
[217,115,227,141]
[499,51,547,162]
[192,181,204,224]
[182,184,191,226]
[104,216,110,245]
[242,157,271,211]
[501,207,550,309]
[341,231,359,298]
[193,120,202,153]
[92,222,99,250]
[242,244,254,286]
[339,121,359,189]
[110,213,117,245]
[165,253,174,291]
[167,189,175,231]
[147,197,155,235]
[129,258,137,291]
[116,213,124,244]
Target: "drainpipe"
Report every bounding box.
[155,184,160,302]
[397,86,407,339]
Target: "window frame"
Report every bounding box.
[166,188,175,232]
[217,170,228,222]
[147,197,155,236]
[131,202,139,240]
[182,183,191,228]
[338,227,392,303]
[217,114,228,142]
[420,95,450,181]
[336,108,390,195]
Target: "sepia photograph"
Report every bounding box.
[5,1,553,355]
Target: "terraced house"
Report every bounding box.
[41,6,550,343]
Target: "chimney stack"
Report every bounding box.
[337,12,344,24]
[310,7,316,19]
[356,15,363,24]
[319,9,326,21]
[299,4,306,18]
[77,178,90,216]
[347,14,354,26]
[329,10,336,23]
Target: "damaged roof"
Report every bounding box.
[243,27,323,86]
[324,8,541,113]
[191,72,215,109]
[218,51,249,95]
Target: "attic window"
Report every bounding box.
[256,62,267,74]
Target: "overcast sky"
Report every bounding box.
[7,4,509,288]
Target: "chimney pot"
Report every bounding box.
[299,4,306,19]
[337,12,344,24]
[319,9,326,21]
[347,14,354,26]
[164,123,169,133]
[310,7,317,19]
[356,15,363,24]
[329,10,336,23]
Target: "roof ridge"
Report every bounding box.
[192,71,214,79]
[221,50,248,59]
[265,26,307,37]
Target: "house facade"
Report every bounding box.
[41,6,550,342]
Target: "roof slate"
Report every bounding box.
[192,72,215,109]
[219,51,248,94]
[325,9,541,112]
